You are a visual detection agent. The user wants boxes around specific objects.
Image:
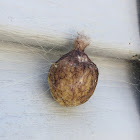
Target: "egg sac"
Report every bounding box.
[48,34,99,106]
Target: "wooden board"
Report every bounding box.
[0,0,140,60]
[0,42,140,140]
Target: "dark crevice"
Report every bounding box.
[129,60,140,115]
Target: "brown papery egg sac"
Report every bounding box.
[48,33,99,107]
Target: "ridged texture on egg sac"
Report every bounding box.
[48,50,98,106]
